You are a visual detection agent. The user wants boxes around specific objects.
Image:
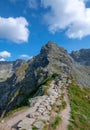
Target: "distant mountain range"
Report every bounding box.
[0,60,25,82]
[71,48,90,66]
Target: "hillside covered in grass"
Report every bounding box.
[68,83,90,130]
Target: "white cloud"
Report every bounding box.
[0,58,5,61]
[28,0,38,9]
[0,51,11,58]
[0,17,29,43]
[41,0,90,39]
[19,54,32,60]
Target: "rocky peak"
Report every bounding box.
[40,41,67,56]
[27,41,71,72]
[40,41,73,67]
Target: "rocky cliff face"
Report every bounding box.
[0,41,90,118]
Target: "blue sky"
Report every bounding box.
[0,0,90,61]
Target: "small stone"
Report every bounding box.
[46,105,52,111]
[1,120,4,123]
[39,115,50,121]
[43,110,50,116]
[33,121,44,129]
[17,118,34,130]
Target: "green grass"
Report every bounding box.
[61,101,67,109]
[32,126,38,130]
[55,100,67,113]
[51,116,61,129]
[5,106,29,118]
[42,125,48,130]
[68,125,73,130]
[68,83,90,130]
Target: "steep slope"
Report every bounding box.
[71,49,90,87]
[71,62,90,87]
[0,41,73,117]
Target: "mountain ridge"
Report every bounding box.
[0,41,90,130]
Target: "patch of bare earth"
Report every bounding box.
[0,107,35,130]
[47,86,70,130]
[56,86,71,130]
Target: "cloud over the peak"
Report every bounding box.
[0,51,11,58]
[0,17,29,43]
[20,54,30,59]
[41,0,90,39]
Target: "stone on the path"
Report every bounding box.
[17,118,35,130]
[33,121,44,129]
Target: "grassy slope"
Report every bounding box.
[68,83,90,130]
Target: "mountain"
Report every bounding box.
[71,49,90,87]
[0,60,25,82]
[71,49,90,66]
[0,41,73,117]
[0,41,90,130]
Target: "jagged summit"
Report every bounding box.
[40,41,67,55]
[40,41,73,69]
[28,41,73,75]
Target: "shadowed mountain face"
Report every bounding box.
[0,41,90,117]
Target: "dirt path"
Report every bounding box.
[0,107,36,130]
[56,86,71,130]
